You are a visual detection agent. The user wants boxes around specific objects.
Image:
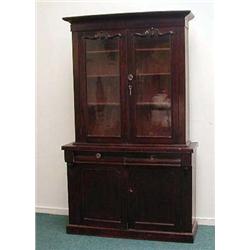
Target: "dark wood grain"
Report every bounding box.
[62,11,197,243]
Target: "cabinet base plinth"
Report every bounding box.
[66,220,198,243]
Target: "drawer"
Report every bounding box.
[73,151,124,164]
[124,153,182,167]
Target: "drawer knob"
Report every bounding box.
[96,153,102,159]
[128,73,134,81]
[128,188,133,193]
[150,155,156,160]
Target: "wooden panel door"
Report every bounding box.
[127,165,182,231]
[78,30,127,143]
[127,27,178,144]
[80,164,126,229]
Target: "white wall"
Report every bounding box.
[36,0,214,225]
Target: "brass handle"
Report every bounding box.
[96,153,102,159]
[128,74,134,81]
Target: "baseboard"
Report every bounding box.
[35,206,215,226]
[196,217,215,225]
[36,205,68,215]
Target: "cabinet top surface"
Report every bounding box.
[63,10,194,23]
[62,142,198,153]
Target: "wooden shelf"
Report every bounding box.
[86,50,119,54]
[136,48,170,52]
[137,72,171,76]
[136,102,171,109]
[87,73,169,78]
[88,102,120,106]
[87,74,119,78]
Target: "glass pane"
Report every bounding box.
[86,52,119,76]
[86,39,118,51]
[86,38,121,137]
[135,34,172,137]
[136,50,170,75]
[135,35,171,49]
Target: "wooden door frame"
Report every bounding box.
[127,27,180,144]
[77,29,128,143]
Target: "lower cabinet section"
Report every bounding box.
[81,166,125,229]
[65,149,197,243]
[127,166,181,232]
[68,164,126,229]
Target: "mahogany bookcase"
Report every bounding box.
[62,11,197,243]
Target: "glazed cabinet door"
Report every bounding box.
[78,30,127,143]
[127,27,178,144]
[67,164,126,229]
[127,164,182,231]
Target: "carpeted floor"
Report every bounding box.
[36,213,215,250]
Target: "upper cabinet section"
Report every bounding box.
[63,11,194,144]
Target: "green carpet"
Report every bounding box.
[36,213,214,250]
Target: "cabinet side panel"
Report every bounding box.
[180,153,192,232]
[72,32,85,142]
[185,27,190,143]
[67,164,82,224]
[192,150,197,222]
[172,27,186,143]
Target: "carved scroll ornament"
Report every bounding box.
[84,31,122,40]
[134,27,174,37]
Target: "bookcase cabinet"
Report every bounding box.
[62,11,197,243]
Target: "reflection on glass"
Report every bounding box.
[87,76,120,104]
[86,38,121,137]
[135,35,171,49]
[86,39,118,51]
[86,52,119,76]
[88,106,121,136]
[135,34,172,137]
[136,51,170,75]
